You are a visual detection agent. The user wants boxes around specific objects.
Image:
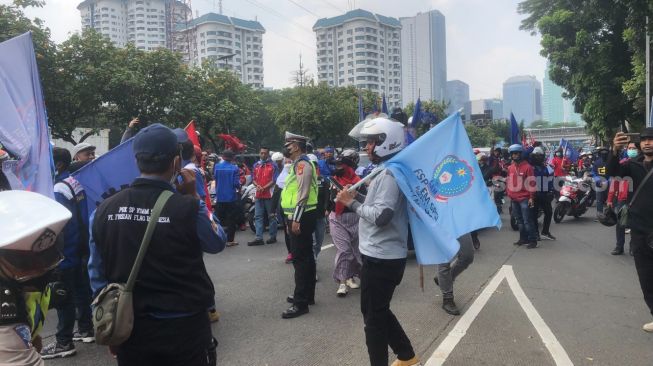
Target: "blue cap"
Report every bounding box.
[133,123,178,156]
[324,146,335,153]
[173,128,189,144]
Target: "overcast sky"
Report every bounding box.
[4,0,546,100]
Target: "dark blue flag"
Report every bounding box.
[73,138,139,214]
[358,92,364,122]
[382,94,388,114]
[411,97,422,127]
[510,112,520,145]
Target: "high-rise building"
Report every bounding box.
[400,10,446,105]
[502,75,542,126]
[177,13,265,89]
[543,65,583,124]
[312,9,402,107]
[464,98,503,124]
[77,0,190,51]
[446,80,469,115]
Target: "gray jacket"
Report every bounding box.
[350,169,408,259]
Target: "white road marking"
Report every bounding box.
[321,244,334,250]
[425,265,573,366]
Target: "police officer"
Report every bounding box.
[88,124,226,365]
[0,190,73,366]
[281,132,319,319]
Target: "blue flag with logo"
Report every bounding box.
[73,138,139,213]
[386,112,502,264]
[510,112,520,145]
[559,138,579,162]
[0,32,53,197]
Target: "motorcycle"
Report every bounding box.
[553,175,593,223]
[240,184,259,232]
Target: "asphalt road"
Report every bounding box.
[41,206,653,365]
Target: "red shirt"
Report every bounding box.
[253,160,276,199]
[550,156,569,177]
[507,160,536,202]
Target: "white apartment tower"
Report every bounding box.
[77,0,190,51]
[312,9,402,107]
[400,10,447,104]
[177,13,265,89]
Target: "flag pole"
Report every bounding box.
[347,166,384,192]
[419,265,424,292]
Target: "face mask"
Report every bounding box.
[555,152,562,157]
[333,168,345,177]
[627,149,638,158]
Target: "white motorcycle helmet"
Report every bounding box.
[0,190,71,281]
[350,116,405,159]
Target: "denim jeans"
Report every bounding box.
[56,264,93,345]
[254,198,278,240]
[313,217,326,259]
[511,199,537,243]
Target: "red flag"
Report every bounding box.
[218,134,247,153]
[184,120,201,148]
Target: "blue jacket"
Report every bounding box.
[54,172,89,270]
[213,161,240,202]
[317,159,335,178]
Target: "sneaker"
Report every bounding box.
[285,253,293,263]
[644,322,653,333]
[226,241,239,247]
[442,298,460,316]
[336,283,348,297]
[41,342,76,359]
[611,247,624,255]
[625,229,631,234]
[247,239,264,246]
[72,331,95,343]
[345,278,360,289]
[391,356,422,366]
[266,237,277,244]
[208,309,220,323]
[526,241,538,249]
[513,240,527,246]
[541,233,556,240]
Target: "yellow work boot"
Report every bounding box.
[391,356,421,366]
[208,309,220,323]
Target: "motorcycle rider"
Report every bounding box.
[592,147,610,215]
[0,190,72,366]
[530,147,556,241]
[488,147,507,213]
[507,144,537,249]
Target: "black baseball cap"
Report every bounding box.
[641,127,653,139]
[133,123,178,157]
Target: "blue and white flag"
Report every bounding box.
[386,112,502,265]
[559,138,579,162]
[73,138,139,213]
[0,32,53,197]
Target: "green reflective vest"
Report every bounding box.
[281,157,318,215]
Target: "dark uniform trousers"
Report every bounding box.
[360,255,415,366]
[289,210,318,308]
[631,229,653,317]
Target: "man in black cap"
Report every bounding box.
[88,123,226,365]
[281,131,319,318]
[608,127,653,333]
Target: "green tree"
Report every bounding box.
[518,0,649,139]
[464,124,497,147]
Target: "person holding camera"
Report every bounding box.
[608,128,653,333]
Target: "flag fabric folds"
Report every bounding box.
[382,94,388,114]
[510,112,520,145]
[184,120,201,147]
[559,138,579,162]
[385,112,502,265]
[358,92,364,122]
[73,139,140,214]
[0,32,53,197]
[411,97,422,127]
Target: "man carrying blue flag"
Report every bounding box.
[336,116,419,366]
